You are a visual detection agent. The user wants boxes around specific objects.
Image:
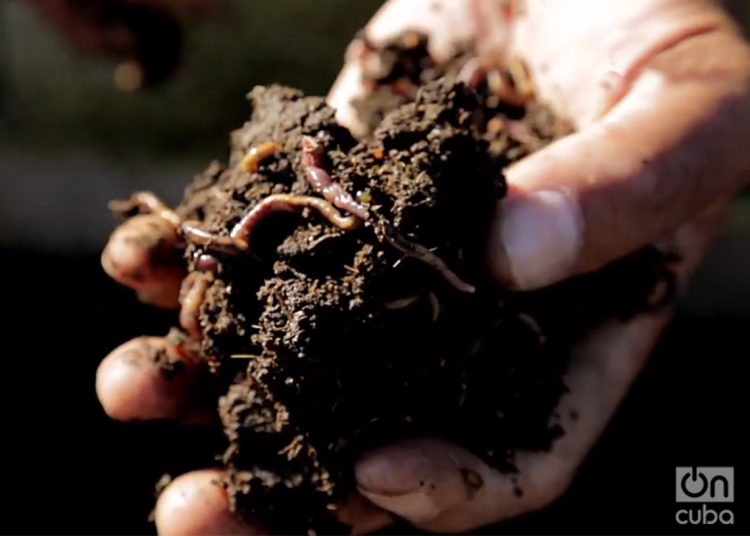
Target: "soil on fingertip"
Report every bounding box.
[108,31,676,536]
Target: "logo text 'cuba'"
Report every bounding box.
[676,467,734,525]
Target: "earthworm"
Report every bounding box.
[194,252,219,273]
[241,141,279,173]
[181,194,361,256]
[179,272,210,341]
[384,295,420,310]
[107,191,181,227]
[301,135,369,220]
[385,226,476,294]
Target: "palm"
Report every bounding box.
[327,0,737,532]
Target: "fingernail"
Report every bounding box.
[492,189,583,290]
[356,458,441,523]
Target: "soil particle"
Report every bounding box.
[156,328,195,376]
[123,335,184,378]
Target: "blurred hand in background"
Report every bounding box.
[26,0,218,89]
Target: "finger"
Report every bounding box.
[96,336,213,423]
[488,27,750,290]
[355,201,727,532]
[327,0,476,135]
[101,214,186,309]
[155,469,268,536]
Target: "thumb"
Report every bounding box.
[489,30,750,290]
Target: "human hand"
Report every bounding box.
[95,0,750,534]
[97,215,392,535]
[26,0,216,88]
[323,0,750,531]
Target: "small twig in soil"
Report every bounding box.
[384,295,420,310]
[107,191,181,227]
[179,272,211,341]
[307,233,336,250]
[428,291,441,321]
[301,135,369,220]
[271,288,294,323]
[241,141,279,173]
[181,194,361,256]
[518,312,545,344]
[384,226,476,294]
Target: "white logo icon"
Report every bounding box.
[675,467,734,525]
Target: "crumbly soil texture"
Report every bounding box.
[157,34,675,535]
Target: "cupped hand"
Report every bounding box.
[325,0,750,532]
[95,0,750,534]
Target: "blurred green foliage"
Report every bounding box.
[0,0,382,162]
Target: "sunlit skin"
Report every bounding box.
[101,192,185,308]
[97,0,750,534]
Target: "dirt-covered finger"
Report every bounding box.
[155,470,269,536]
[101,213,186,309]
[96,334,213,423]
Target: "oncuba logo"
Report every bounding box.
[675,467,734,525]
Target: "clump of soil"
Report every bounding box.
[108,32,674,535]
[349,30,474,135]
[161,76,674,534]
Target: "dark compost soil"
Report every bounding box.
[108,32,675,536]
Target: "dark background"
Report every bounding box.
[1,1,749,534]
